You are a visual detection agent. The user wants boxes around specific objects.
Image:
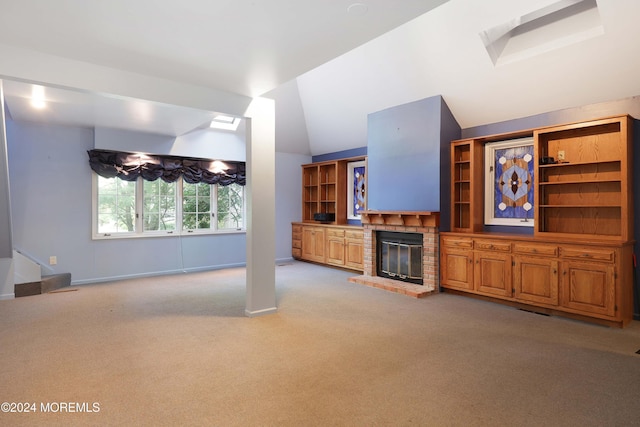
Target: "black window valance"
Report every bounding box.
[88,149,245,186]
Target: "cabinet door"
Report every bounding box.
[301,227,325,263]
[513,256,558,305]
[560,261,615,317]
[344,238,364,270]
[474,252,512,298]
[326,236,345,266]
[440,247,474,291]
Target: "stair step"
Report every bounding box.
[14,273,72,297]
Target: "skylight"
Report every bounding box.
[210,115,241,131]
[480,0,603,66]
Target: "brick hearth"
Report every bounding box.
[348,211,440,298]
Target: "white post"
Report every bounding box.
[244,97,277,316]
[0,80,15,299]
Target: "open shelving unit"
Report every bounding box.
[534,116,632,241]
[450,139,483,232]
[300,159,351,224]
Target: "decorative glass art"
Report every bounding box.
[484,138,534,227]
[347,160,366,220]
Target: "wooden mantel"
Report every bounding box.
[360,211,440,228]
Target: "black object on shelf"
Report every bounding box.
[314,213,335,222]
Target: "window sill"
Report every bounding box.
[92,229,246,240]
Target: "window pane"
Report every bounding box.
[143,180,176,232]
[217,183,244,229]
[97,176,136,233]
[182,182,211,230]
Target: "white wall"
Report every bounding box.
[95,127,247,162]
[275,152,311,262]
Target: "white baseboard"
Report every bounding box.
[71,262,247,286]
[245,307,278,317]
[0,293,15,300]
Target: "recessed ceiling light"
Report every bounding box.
[347,3,368,17]
[30,85,46,109]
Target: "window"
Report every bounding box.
[93,176,245,238]
[96,176,137,234]
[143,180,177,232]
[182,182,212,231]
[216,183,244,230]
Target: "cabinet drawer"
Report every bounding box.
[292,224,302,233]
[442,236,472,249]
[292,248,301,258]
[560,246,615,262]
[474,239,511,252]
[513,243,558,256]
[292,231,302,241]
[345,230,363,239]
[292,239,301,249]
[326,229,345,238]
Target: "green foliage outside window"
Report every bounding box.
[96,176,244,235]
[97,176,136,233]
[143,180,176,231]
[217,184,244,229]
[182,182,211,230]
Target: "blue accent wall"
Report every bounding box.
[312,147,367,163]
[367,95,460,214]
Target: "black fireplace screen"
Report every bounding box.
[377,231,423,285]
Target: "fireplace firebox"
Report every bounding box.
[376,231,423,285]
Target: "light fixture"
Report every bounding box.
[30,85,46,109]
[211,160,229,174]
[210,114,241,131]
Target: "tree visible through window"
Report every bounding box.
[94,176,245,237]
[182,182,211,230]
[217,183,244,230]
[97,176,136,233]
[143,180,176,231]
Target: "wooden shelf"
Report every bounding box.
[534,115,631,241]
[360,211,440,228]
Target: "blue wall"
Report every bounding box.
[367,95,460,215]
[312,147,367,163]
[6,120,252,284]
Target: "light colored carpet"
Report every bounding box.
[1,261,639,426]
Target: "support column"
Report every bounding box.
[244,97,277,317]
[0,80,15,299]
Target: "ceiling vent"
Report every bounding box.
[480,0,603,66]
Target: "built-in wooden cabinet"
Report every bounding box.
[440,233,633,327]
[301,225,326,263]
[326,228,346,267]
[473,241,512,298]
[302,160,349,224]
[344,229,364,270]
[295,156,366,272]
[513,243,559,306]
[534,116,632,241]
[444,115,634,327]
[440,236,474,291]
[450,139,484,232]
[292,223,363,272]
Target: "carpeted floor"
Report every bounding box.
[1,261,639,426]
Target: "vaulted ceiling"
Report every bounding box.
[2,0,639,156]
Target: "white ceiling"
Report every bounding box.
[2,0,640,156]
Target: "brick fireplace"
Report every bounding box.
[348,211,440,298]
